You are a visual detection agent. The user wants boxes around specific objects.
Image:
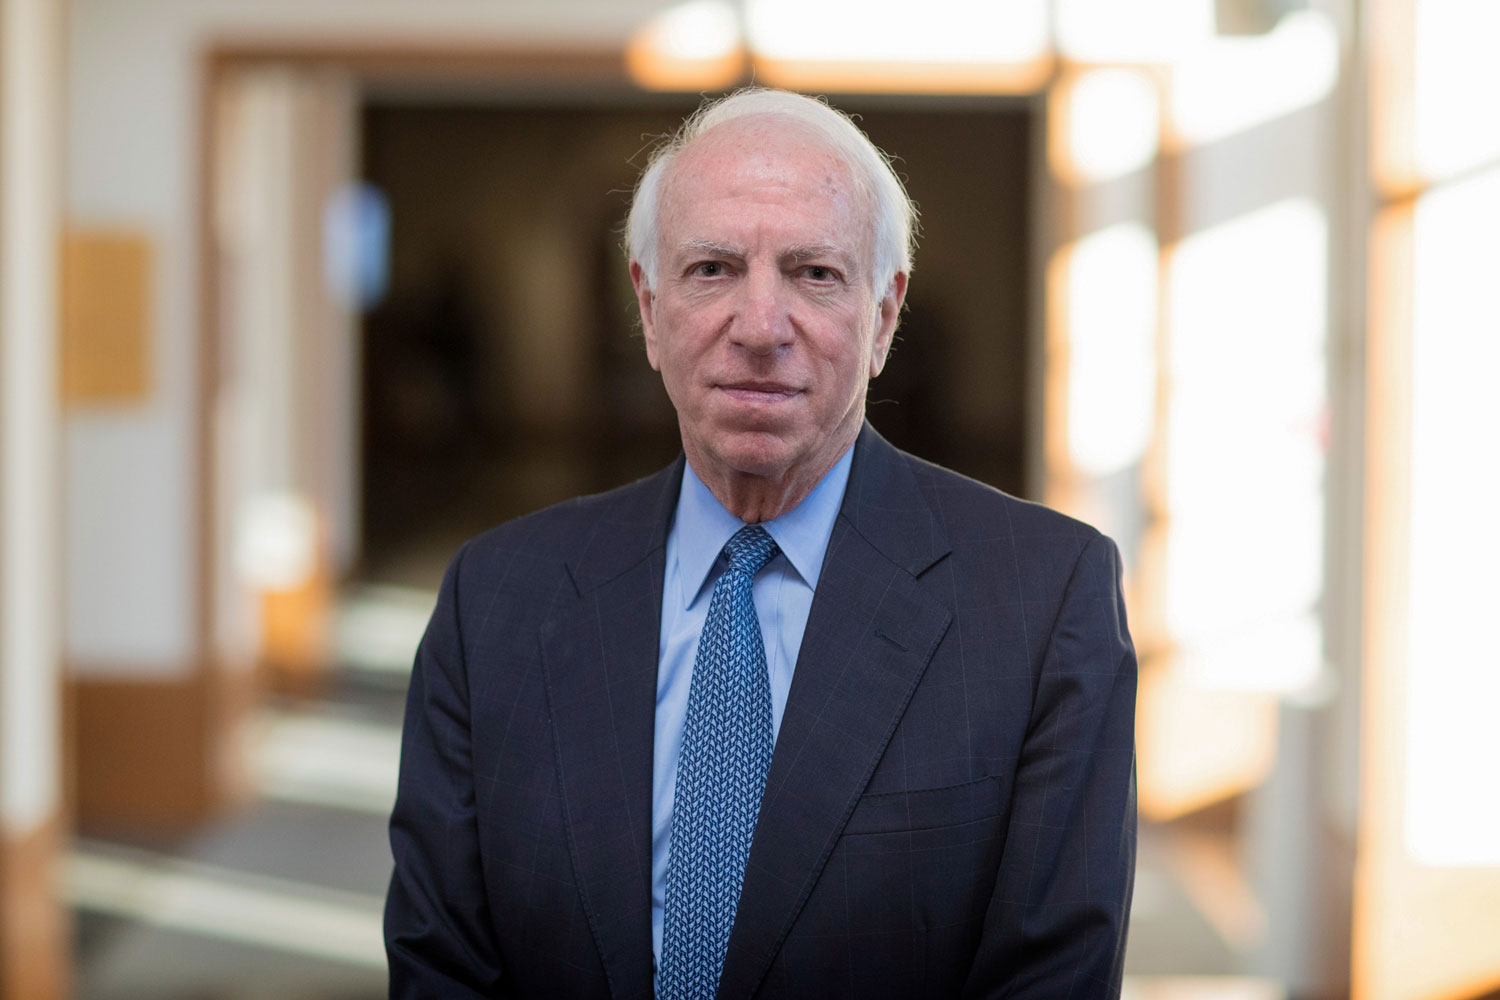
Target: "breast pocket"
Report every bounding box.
[834,773,1009,935]
[841,773,1004,836]
[777,775,1009,995]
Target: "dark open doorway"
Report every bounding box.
[358,96,1031,587]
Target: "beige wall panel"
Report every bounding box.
[60,228,152,404]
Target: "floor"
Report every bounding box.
[68,585,1273,1000]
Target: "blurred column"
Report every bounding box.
[0,0,70,995]
[1358,1,1500,997]
[213,65,361,693]
[1039,65,1161,548]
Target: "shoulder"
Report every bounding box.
[897,448,1101,546]
[880,446,1120,600]
[844,426,1113,587]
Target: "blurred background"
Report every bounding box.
[0,0,1494,997]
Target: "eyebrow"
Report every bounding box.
[673,239,859,272]
[785,243,859,274]
[675,239,743,259]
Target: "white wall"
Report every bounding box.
[65,0,675,677]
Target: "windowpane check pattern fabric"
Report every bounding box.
[659,525,780,1000]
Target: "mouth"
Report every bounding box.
[716,381,803,404]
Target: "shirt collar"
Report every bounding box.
[673,445,854,610]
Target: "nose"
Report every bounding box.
[731,267,793,356]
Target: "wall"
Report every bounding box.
[65,0,673,678]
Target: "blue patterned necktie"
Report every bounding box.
[658,524,780,1000]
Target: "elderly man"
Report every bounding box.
[386,88,1137,1000]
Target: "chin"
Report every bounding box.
[706,430,801,479]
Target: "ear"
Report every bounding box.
[630,259,662,371]
[868,271,908,379]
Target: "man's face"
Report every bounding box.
[631,120,905,489]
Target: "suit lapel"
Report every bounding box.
[718,426,954,1000]
[540,460,683,1000]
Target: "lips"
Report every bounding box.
[717,381,802,403]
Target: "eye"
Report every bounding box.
[692,261,725,277]
[802,265,840,283]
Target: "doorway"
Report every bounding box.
[357,95,1033,589]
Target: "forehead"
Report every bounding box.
[658,119,869,243]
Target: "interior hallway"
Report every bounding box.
[24,1,1499,997]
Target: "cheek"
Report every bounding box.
[653,335,702,402]
[658,319,713,372]
[828,328,873,384]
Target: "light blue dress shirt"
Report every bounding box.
[650,446,854,967]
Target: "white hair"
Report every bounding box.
[625,88,917,296]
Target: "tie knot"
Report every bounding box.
[723,524,779,577]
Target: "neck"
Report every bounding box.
[702,470,821,524]
[686,429,857,524]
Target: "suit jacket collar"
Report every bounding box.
[563,456,684,596]
[543,424,953,1000]
[560,423,950,590]
[839,422,951,578]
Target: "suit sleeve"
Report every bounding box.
[962,532,1138,999]
[385,542,507,998]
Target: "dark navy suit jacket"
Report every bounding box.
[386,424,1137,999]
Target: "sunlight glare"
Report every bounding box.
[745,0,1047,64]
[1404,166,1500,867]
[1056,0,1214,63]
[1064,223,1158,477]
[1059,70,1160,183]
[1169,11,1339,147]
[1163,199,1328,695]
[627,0,743,91]
[1414,0,1500,180]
